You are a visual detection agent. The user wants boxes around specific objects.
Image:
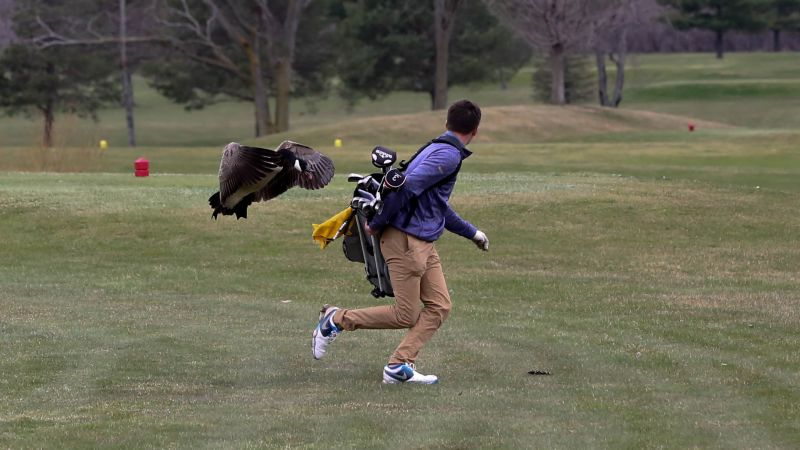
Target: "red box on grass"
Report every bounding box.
[134,158,149,177]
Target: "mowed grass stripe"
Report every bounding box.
[1,170,798,447]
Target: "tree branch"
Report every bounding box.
[32,10,163,49]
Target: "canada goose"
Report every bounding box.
[208,141,334,219]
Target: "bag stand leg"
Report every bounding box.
[354,213,393,298]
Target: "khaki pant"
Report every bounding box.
[333,227,452,365]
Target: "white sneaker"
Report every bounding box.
[382,363,439,385]
[312,305,341,360]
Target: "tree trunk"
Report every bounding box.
[715,30,724,59]
[433,0,460,110]
[274,59,292,133]
[550,43,566,105]
[119,0,136,147]
[121,68,136,146]
[41,61,55,148]
[245,39,273,136]
[611,52,626,107]
[433,23,449,110]
[595,50,609,107]
[258,0,311,135]
[773,29,782,52]
[610,28,627,108]
[42,103,54,148]
[499,71,508,90]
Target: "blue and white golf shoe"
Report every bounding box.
[312,305,341,360]
[382,363,439,385]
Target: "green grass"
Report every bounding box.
[2,52,800,448]
[2,165,799,448]
[622,53,800,128]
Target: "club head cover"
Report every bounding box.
[383,168,406,190]
[371,146,397,168]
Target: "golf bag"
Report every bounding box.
[342,146,406,298]
[342,209,393,298]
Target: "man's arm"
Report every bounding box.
[446,204,488,251]
[444,204,476,239]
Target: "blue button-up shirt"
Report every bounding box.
[369,132,476,242]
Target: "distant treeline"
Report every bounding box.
[1,0,798,147]
[629,27,800,52]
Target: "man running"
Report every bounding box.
[312,100,489,384]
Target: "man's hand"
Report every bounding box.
[472,230,489,251]
[364,222,376,236]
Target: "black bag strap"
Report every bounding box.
[398,134,464,171]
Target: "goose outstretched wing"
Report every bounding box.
[254,141,335,201]
[280,140,335,190]
[218,143,281,201]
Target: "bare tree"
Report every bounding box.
[24,1,158,147]
[162,0,273,135]
[119,0,136,146]
[0,0,16,48]
[259,0,312,133]
[594,33,622,107]
[485,0,618,104]
[29,1,158,49]
[594,0,658,107]
[433,0,462,110]
[156,0,311,135]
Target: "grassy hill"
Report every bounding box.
[252,104,727,149]
[0,52,797,149]
[1,52,799,448]
[623,53,800,129]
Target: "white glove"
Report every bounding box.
[472,230,489,251]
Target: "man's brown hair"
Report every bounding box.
[446,100,481,134]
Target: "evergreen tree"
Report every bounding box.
[658,0,771,58]
[531,55,594,104]
[769,0,800,51]
[335,0,529,109]
[0,44,119,147]
[454,2,530,91]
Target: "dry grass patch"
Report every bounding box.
[654,292,800,324]
[254,105,729,148]
[0,146,107,172]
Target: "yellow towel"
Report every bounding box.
[312,207,355,249]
